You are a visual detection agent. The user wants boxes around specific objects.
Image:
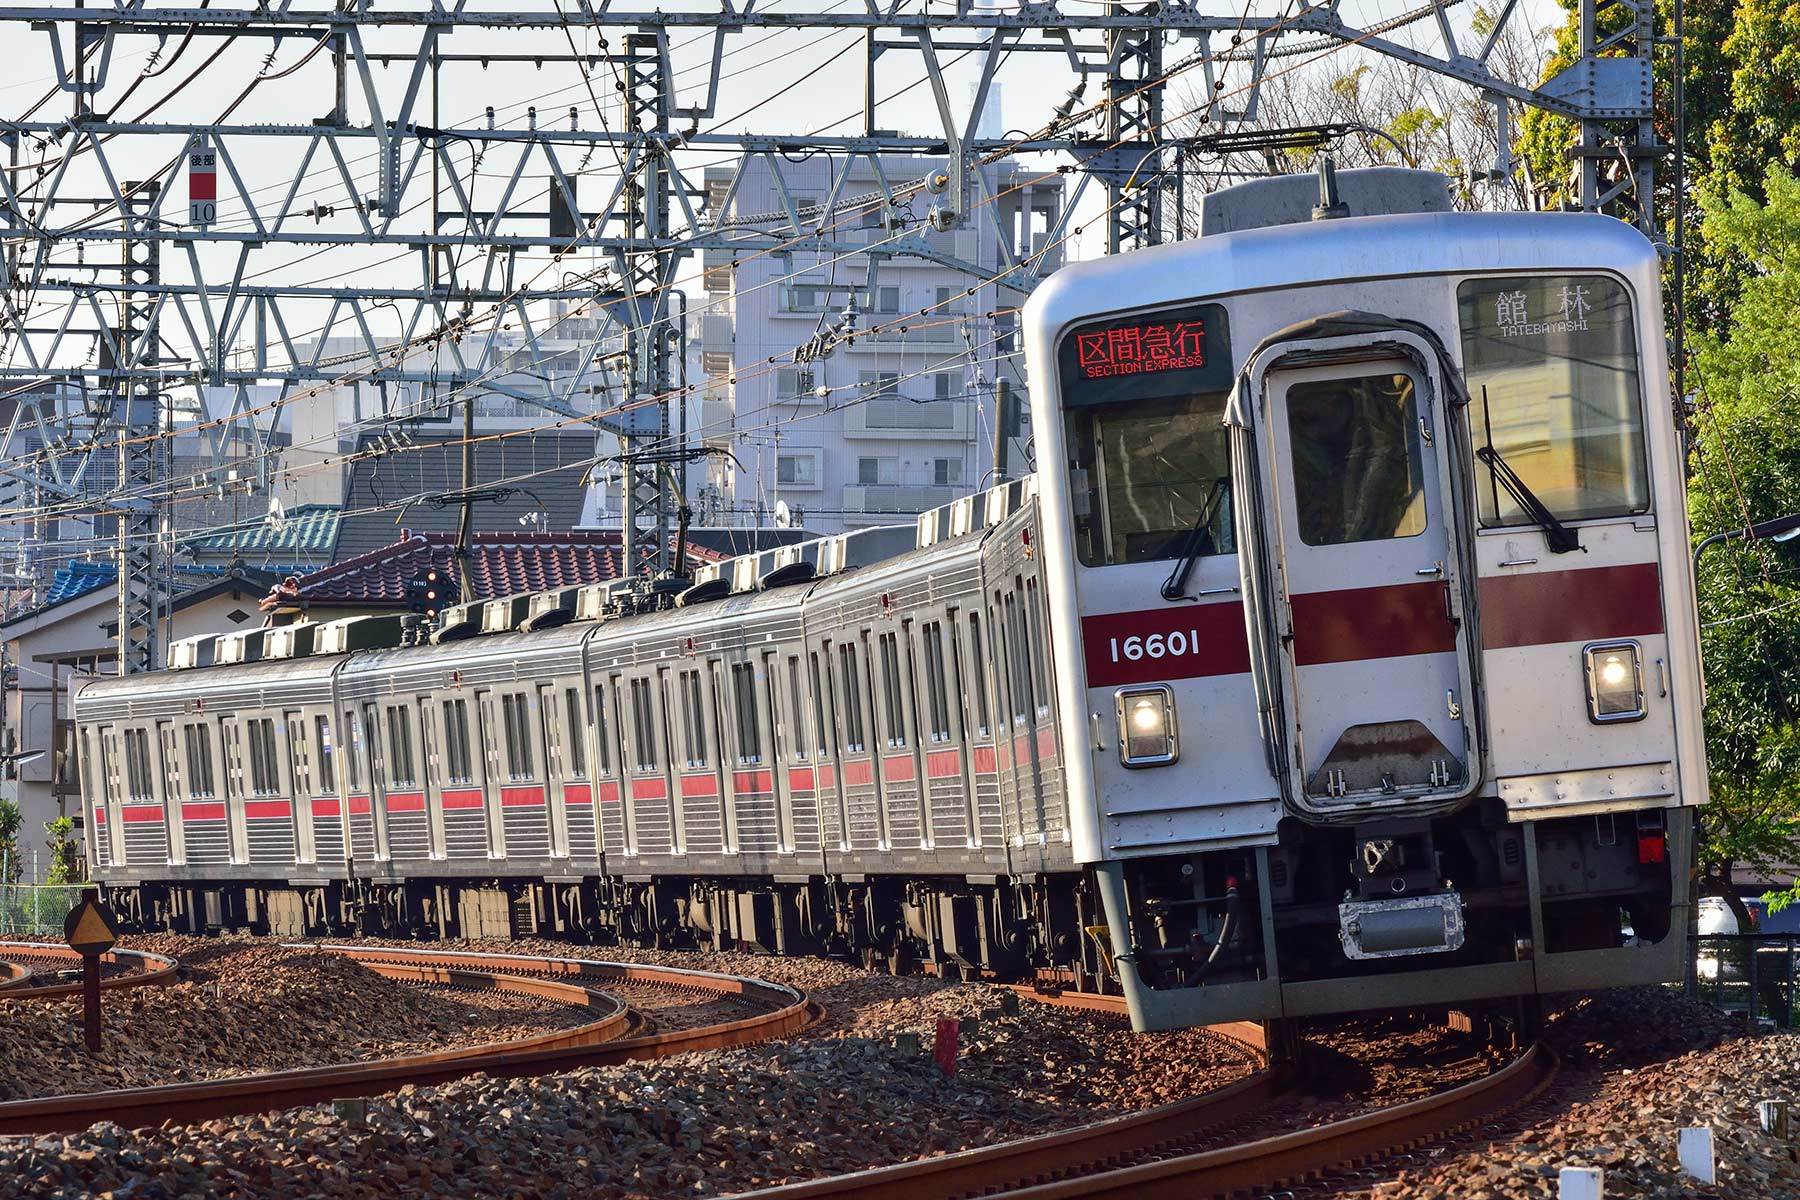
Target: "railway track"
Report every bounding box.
[732,1002,1555,1200]
[0,944,823,1136]
[0,941,180,1002]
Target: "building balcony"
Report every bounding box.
[842,483,964,515]
[842,398,972,440]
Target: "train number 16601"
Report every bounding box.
[1107,631,1200,662]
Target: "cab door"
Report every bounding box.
[1260,353,1479,813]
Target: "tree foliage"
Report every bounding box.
[1685,167,1800,908]
[43,817,78,886]
[0,797,18,883]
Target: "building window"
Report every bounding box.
[933,372,959,401]
[858,370,902,399]
[858,457,897,486]
[443,699,473,784]
[777,454,817,486]
[776,367,815,399]
[701,351,733,379]
[501,694,534,780]
[933,458,963,486]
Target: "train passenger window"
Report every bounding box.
[787,657,810,761]
[1025,579,1052,714]
[878,633,906,748]
[501,694,534,780]
[343,710,363,790]
[247,718,281,795]
[183,724,216,798]
[315,716,336,793]
[837,644,867,753]
[732,662,762,763]
[122,728,153,801]
[564,688,586,778]
[1003,593,1032,723]
[592,686,614,774]
[1287,373,1428,546]
[967,614,991,737]
[921,623,952,742]
[384,707,417,787]
[443,699,473,784]
[764,657,784,762]
[810,653,834,757]
[680,670,708,766]
[161,725,182,801]
[1457,274,1649,525]
[629,679,658,771]
[286,717,309,797]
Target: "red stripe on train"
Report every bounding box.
[681,773,719,799]
[597,781,622,804]
[120,806,164,824]
[91,807,106,824]
[882,754,916,783]
[563,783,592,805]
[816,763,837,790]
[441,788,485,810]
[972,746,998,774]
[788,766,816,793]
[733,769,774,794]
[630,777,668,802]
[842,758,874,787]
[182,802,227,821]
[348,795,372,816]
[501,786,546,808]
[384,791,426,814]
[926,749,961,779]
[1479,562,1664,649]
[1036,727,1057,759]
[245,800,292,820]
[311,798,341,818]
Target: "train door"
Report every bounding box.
[955,610,1001,850]
[416,699,447,860]
[221,719,250,864]
[655,668,685,854]
[595,676,629,856]
[781,652,821,860]
[379,702,428,861]
[916,618,969,851]
[811,648,849,852]
[1023,576,1066,844]
[722,658,770,854]
[362,702,392,860]
[475,691,504,857]
[537,682,570,859]
[762,651,796,854]
[872,625,923,849]
[496,689,551,859]
[1260,356,1479,811]
[557,684,598,863]
[623,673,674,856]
[148,720,178,865]
[437,695,485,860]
[676,663,725,854]
[283,711,319,863]
[310,712,345,864]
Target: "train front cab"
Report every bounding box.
[1028,195,1705,1031]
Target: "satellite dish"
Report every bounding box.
[774,500,792,529]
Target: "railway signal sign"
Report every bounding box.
[188,134,217,226]
[63,892,118,1052]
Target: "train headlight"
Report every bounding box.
[1583,641,1646,723]
[1116,686,1178,767]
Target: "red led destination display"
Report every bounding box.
[1058,302,1232,407]
[1073,316,1208,379]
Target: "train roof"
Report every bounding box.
[1023,209,1660,341]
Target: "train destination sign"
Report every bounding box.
[1058,302,1233,406]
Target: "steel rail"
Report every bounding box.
[0,942,180,1003]
[0,947,822,1136]
[0,959,33,992]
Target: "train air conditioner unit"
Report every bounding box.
[168,634,217,671]
[522,586,582,631]
[482,594,532,634]
[263,622,318,660]
[214,628,270,666]
[432,601,483,643]
[314,614,407,655]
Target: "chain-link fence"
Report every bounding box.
[0,884,85,935]
[1694,934,1800,1027]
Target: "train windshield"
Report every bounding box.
[1457,274,1649,526]
[1058,303,1234,567]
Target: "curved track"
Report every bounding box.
[0,941,180,1002]
[0,944,823,1136]
[732,999,1555,1200]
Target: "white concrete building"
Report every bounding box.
[692,156,1063,532]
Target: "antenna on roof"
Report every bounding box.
[1312,155,1351,221]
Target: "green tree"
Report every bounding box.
[0,797,19,883]
[1686,166,1800,914]
[43,817,79,886]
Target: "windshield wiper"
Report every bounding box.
[1475,444,1583,555]
[1161,477,1232,600]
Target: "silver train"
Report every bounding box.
[77,169,1705,1030]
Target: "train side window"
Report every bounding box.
[1025,578,1052,715]
[810,652,835,757]
[1003,593,1032,723]
[183,724,216,798]
[248,718,282,795]
[501,694,534,780]
[315,716,337,793]
[837,643,867,753]
[680,670,708,766]
[160,724,182,801]
[385,706,417,787]
[630,678,658,771]
[286,716,309,797]
[786,657,810,762]
[443,699,473,784]
[966,613,992,737]
[592,686,614,775]
[1457,274,1649,525]
[1287,373,1427,545]
[343,710,363,791]
[732,662,762,764]
[922,622,952,742]
[122,728,153,801]
[564,688,587,778]
[878,632,906,748]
